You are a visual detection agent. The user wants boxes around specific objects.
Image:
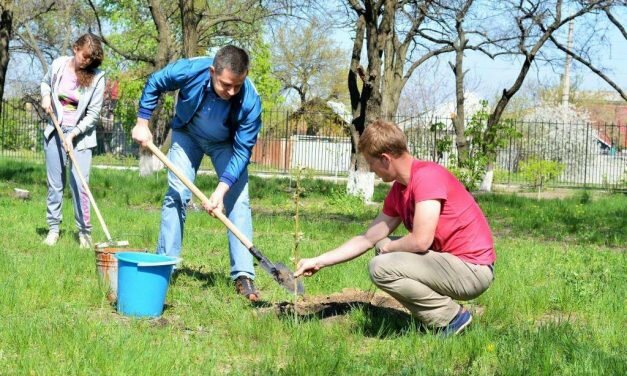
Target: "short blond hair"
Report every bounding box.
[358,119,408,158]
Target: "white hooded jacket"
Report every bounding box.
[41,56,106,151]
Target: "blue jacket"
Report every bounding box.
[137,57,262,187]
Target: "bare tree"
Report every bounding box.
[343,0,459,199]
[417,0,514,163]
[271,18,347,106]
[479,0,622,190]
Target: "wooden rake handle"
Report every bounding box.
[49,113,112,242]
[145,141,254,249]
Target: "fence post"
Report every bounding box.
[584,122,590,187]
[507,132,512,185]
[283,111,289,173]
[432,118,437,162]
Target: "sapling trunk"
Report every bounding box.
[291,166,306,318]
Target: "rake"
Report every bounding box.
[49,112,129,249]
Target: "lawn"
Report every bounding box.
[0,159,625,375]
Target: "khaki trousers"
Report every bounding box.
[369,238,494,328]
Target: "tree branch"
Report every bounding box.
[18,26,47,73]
[403,44,455,83]
[417,29,454,46]
[549,34,626,101]
[347,0,365,14]
[604,8,627,40]
[85,0,156,65]
[400,0,432,46]
[13,2,55,26]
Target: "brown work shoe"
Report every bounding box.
[234,276,259,302]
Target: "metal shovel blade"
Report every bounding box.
[272,262,305,296]
[250,246,304,295]
[256,256,304,295]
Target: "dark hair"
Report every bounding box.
[358,119,409,158]
[73,33,104,87]
[213,45,250,75]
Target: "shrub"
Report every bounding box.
[520,157,565,190]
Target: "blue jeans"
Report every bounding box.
[156,129,255,280]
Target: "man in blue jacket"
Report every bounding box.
[132,45,263,301]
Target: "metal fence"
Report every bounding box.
[1,100,625,189]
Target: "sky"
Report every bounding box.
[463,28,627,100]
[330,8,627,104]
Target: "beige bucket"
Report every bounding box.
[95,247,147,302]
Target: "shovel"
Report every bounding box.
[49,113,129,249]
[145,141,304,295]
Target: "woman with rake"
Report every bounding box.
[41,34,105,248]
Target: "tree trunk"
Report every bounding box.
[452,29,468,163]
[179,0,200,58]
[299,89,306,107]
[380,0,401,121]
[148,0,175,145]
[345,0,439,200]
[381,43,405,121]
[346,12,374,201]
[479,162,494,192]
[480,54,535,191]
[347,167,375,202]
[0,7,12,114]
[345,1,403,201]
[139,0,175,175]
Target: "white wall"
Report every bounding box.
[289,135,352,174]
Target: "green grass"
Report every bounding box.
[0,159,625,375]
[480,192,627,248]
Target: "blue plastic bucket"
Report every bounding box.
[115,252,181,318]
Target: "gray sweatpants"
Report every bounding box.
[369,238,494,328]
[44,131,92,235]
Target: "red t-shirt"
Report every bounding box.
[382,160,495,265]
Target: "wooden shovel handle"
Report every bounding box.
[49,113,112,241]
[145,141,254,249]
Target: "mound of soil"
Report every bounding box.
[260,288,485,324]
[262,288,409,319]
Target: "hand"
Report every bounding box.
[63,132,75,152]
[375,237,392,255]
[131,118,153,147]
[202,182,228,217]
[294,257,323,278]
[201,194,224,217]
[41,95,52,114]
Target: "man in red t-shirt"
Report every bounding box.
[295,119,495,336]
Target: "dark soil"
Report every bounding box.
[259,288,485,327]
[260,288,409,319]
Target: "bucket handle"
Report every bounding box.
[137,258,182,267]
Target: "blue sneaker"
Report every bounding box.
[438,308,472,337]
